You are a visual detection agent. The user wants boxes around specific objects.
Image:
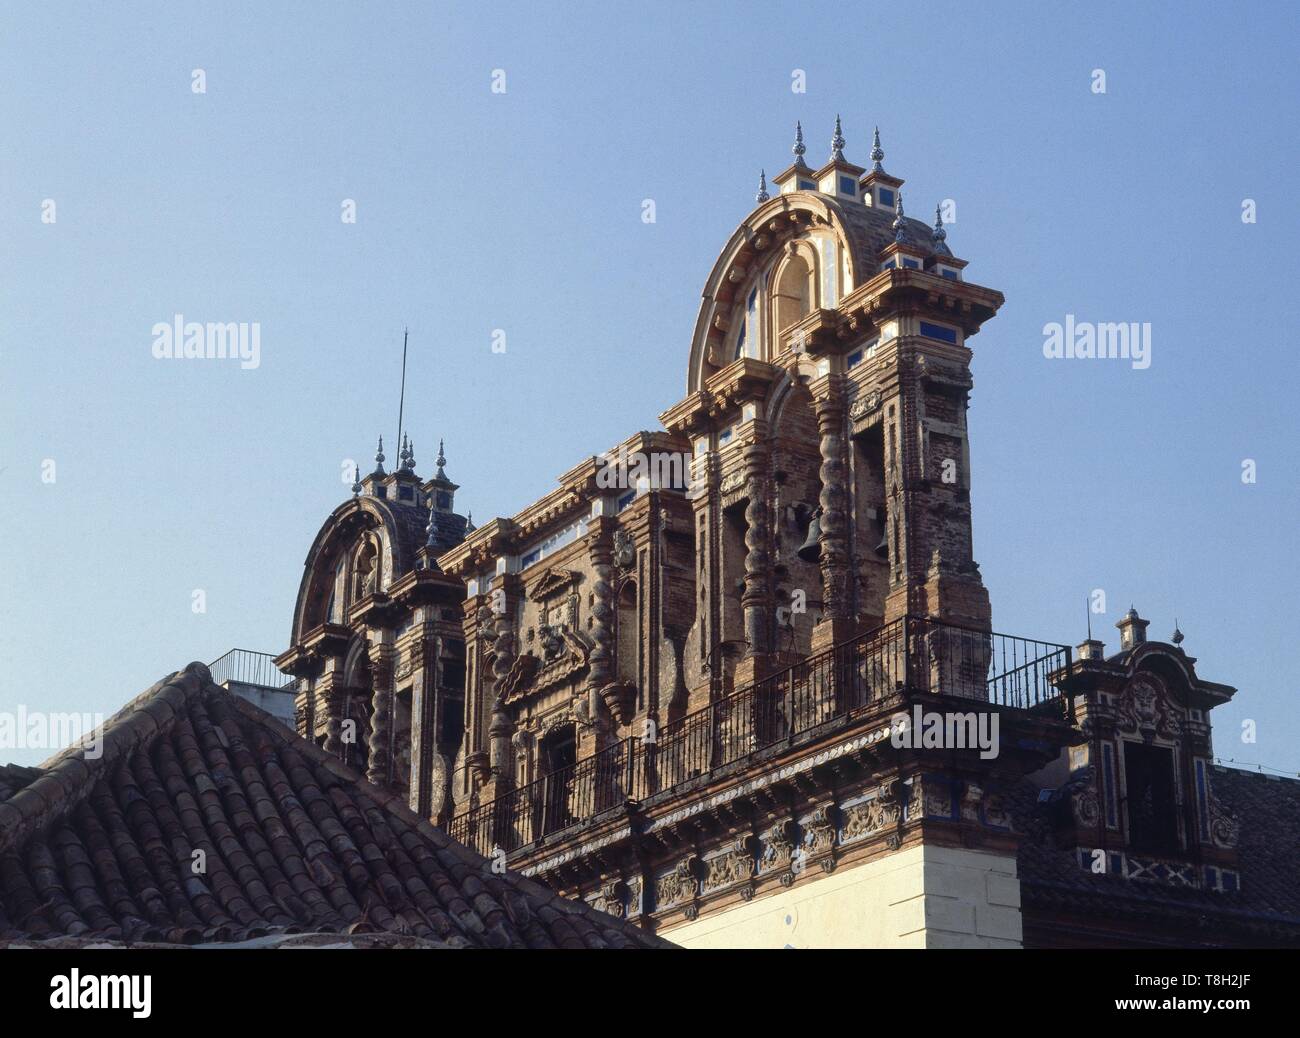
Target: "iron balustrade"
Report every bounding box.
[448,616,1071,857]
[209,648,295,690]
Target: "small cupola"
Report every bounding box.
[422,439,459,514]
[771,121,820,195]
[1116,607,1150,651]
[859,126,904,212]
[810,115,866,202]
[879,193,925,271]
[381,434,424,505]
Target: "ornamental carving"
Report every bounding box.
[848,389,882,421]
[530,568,580,602]
[841,783,901,843]
[701,837,755,893]
[501,629,593,705]
[719,470,746,495]
[1117,674,1183,739]
[1208,786,1240,849]
[801,803,837,856]
[655,857,699,909]
[759,819,797,874]
[908,773,954,820]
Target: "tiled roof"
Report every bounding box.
[0,664,671,949]
[1013,768,1300,946]
[834,196,953,273]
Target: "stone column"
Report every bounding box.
[407,631,438,819]
[487,609,516,781]
[740,439,772,660]
[323,684,347,760]
[812,375,853,652]
[366,633,396,787]
[587,531,616,737]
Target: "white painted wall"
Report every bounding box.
[662,844,1022,949]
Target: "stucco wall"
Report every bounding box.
[661,844,1022,949]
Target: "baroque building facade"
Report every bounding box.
[274,123,1300,948]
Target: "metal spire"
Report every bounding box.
[831,114,845,162]
[871,126,884,172]
[755,169,769,204]
[932,203,947,245]
[435,438,448,481]
[892,191,906,242]
[372,435,386,476]
[793,121,807,168]
[351,462,362,496]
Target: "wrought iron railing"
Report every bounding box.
[209,648,294,690]
[447,615,1070,857]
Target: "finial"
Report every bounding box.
[932,204,946,245]
[892,191,906,242]
[1171,619,1184,646]
[435,438,448,480]
[464,510,476,533]
[398,434,411,472]
[756,169,769,204]
[871,126,884,172]
[407,438,416,472]
[373,435,386,476]
[351,462,362,496]
[831,114,845,162]
[793,121,807,167]
[426,498,438,547]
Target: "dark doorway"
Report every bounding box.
[539,725,577,835]
[1124,742,1179,854]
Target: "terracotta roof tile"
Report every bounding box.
[0,663,673,949]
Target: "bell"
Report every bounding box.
[797,507,823,563]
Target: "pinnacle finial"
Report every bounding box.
[407,438,417,472]
[871,126,884,172]
[793,121,807,167]
[892,191,906,242]
[373,435,386,476]
[351,462,362,496]
[756,169,769,204]
[435,438,447,480]
[932,203,947,245]
[398,433,411,472]
[831,114,845,162]
[464,510,476,533]
[1171,618,1185,646]
[426,498,438,546]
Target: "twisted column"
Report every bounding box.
[741,442,772,657]
[323,685,347,759]
[488,609,516,779]
[814,380,850,621]
[588,536,615,724]
[366,638,396,787]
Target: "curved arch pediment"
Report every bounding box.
[687,194,861,394]
[288,495,421,646]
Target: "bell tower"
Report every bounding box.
[675,122,1003,687]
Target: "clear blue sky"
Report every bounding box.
[2,1,1297,771]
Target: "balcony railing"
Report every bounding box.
[448,615,1071,858]
[209,648,294,690]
